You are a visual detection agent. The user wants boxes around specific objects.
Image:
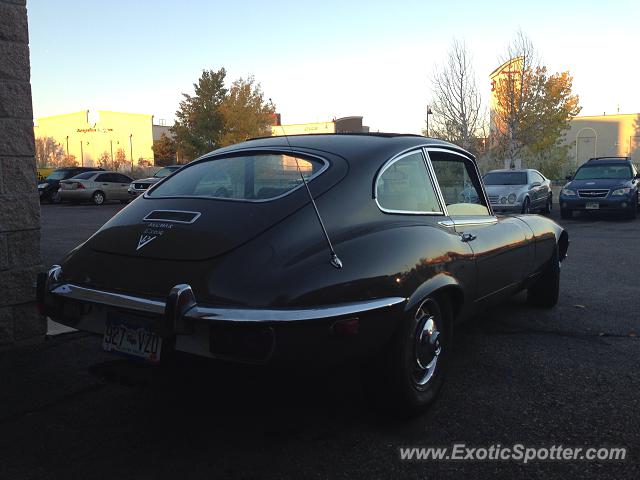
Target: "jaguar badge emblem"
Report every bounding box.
[137,234,157,251]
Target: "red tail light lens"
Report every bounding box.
[76,182,85,189]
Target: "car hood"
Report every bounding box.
[566,179,631,190]
[485,184,527,196]
[134,176,161,184]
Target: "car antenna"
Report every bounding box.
[274,110,342,269]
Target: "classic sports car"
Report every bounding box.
[38,134,569,412]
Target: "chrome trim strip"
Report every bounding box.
[50,283,406,323]
[423,148,450,217]
[51,284,165,315]
[142,210,202,224]
[188,297,407,322]
[438,217,498,228]
[374,148,446,216]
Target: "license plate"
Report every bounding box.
[103,313,162,363]
[586,202,599,209]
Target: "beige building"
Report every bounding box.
[565,113,640,169]
[271,116,368,136]
[34,110,155,168]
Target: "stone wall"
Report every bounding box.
[0,0,43,347]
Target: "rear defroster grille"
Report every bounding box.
[143,210,201,224]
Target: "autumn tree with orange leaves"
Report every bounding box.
[491,32,581,178]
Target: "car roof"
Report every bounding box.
[209,133,472,167]
[586,157,629,163]
[486,169,535,173]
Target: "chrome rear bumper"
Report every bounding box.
[38,265,406,362]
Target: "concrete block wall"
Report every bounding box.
[0,0,43,347]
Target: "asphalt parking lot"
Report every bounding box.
[1,203,639,479]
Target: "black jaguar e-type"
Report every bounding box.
[38,133,569,412]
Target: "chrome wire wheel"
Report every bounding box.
[412,302,442,388]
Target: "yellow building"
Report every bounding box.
[565,113,640,169]
[34,110,154,168]
[489,56,524,136]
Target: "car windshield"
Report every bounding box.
[45,170,71,181]
[483,172,528,185]
[573,164,631,180]
[154,167,178,178]
[148,153,325,200]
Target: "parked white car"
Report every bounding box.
[58,171,133,205]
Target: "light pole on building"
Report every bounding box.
[129,134,133,174]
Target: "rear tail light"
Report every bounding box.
[76,182,85,189]
[331,318,360,336]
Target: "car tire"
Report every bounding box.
[560,208,572,220]
[543,195,552,215]
[92,191,105,205]
[120,199,130,204]
[626,196,637,220]
[521,197,531,214]
[367,295,452,415]
[527,245,560,308]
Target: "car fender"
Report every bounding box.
[405,273,465,320]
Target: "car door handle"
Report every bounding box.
[102,184,109,186]
[461,233,476,242]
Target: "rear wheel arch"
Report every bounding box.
[558,230,569,262]
[405,274,465,322]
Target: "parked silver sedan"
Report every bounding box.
[58,171,133,205]
[483,169,552,214]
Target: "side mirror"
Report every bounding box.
[565,174,573,181]
[530,182,541,188]
[635,173,640,180]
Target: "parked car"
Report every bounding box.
[58,171,134,205]
[560,157,640,219]
[482,169,552,214]
[128,165,181,198]
[37,167,104,203]
[38,134,569,413]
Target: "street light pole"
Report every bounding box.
[80,141,84,167]
[129,134,133,174]
[425,105,433,137]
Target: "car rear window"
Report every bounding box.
[147,153,327,201]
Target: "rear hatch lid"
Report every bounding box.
[86,148,347,261]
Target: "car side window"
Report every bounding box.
[95,173,109,182]
[376,150,442,214]
[116,174,132,183]
[428,150,490,216]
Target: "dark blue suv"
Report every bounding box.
[560,157,640,220]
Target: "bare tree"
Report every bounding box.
[35,137,65,168]
[424,40,482,152]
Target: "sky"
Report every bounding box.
[29,0,640,134]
